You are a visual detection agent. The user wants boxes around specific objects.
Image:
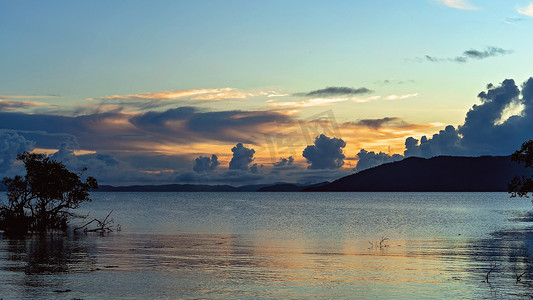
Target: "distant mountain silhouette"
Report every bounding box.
[65,156,530,192]
[258,183,304,192]
[97,183,271,192]
[304,156,530,192]
[95,182,331,192]
[258,181,330,192]
[98,184,238,192]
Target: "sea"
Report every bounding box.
[1,192,533,299]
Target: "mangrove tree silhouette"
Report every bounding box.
[0,152,97,234]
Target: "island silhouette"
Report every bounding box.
[53,155,532,193]
[304,155,530,192]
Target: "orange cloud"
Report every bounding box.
[91,88,265,102]
[0,99,46,110]
[269,98,347,108]
[384,93,419,100]
[351,93,418,103]
[0,94,58,99]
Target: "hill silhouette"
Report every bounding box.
[304,156,530,192]
[257,181,330,192]
[97,183,270,192]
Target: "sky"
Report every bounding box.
[2,0,533,186]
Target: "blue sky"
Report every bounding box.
[1,0,533,185]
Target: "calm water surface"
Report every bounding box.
[2,192,533,299]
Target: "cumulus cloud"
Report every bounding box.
[355,125,463,171]
[456,78,530,155]
[274,156,295,167]
[50,141,79,163]
[425,47,512,63]
[436,0,478,10]
[403,125,463,157]
[45,142,307,186]
[0,108,345,186]
[518,3,533,17]
[354,149,403,172]
[4,130,81,152]
[271,156,298,173]
[302,134,346,169]
[250,163,263,173]
[294,87,373,97]
[0,129,339,187]
[354,77,533,172]
[229,143,255,170]
[420,78,533,156]
[51,143,121,173]
[0,132,35,175]
[193,154,220,173]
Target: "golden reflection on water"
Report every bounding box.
[2,231,527,299]
[2,230,533,298]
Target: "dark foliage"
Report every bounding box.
[0,152,98,234]
[509,140,533,198]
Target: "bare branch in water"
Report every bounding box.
[74,210,115,233]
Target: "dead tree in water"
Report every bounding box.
[368,237,389,250]
[74,210,115,233]
[485,263,501,283]
[515,271,527,283]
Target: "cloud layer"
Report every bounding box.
[0,99,45,111]
[93,88,254,102]
[294,87,373,97]
[436,0,478,10]
[4,77,533,186]
[425,47,512,63]
[518,3,533,17]
[352,117,400,130]
[0,106,293,153]
[130,107,292,145]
